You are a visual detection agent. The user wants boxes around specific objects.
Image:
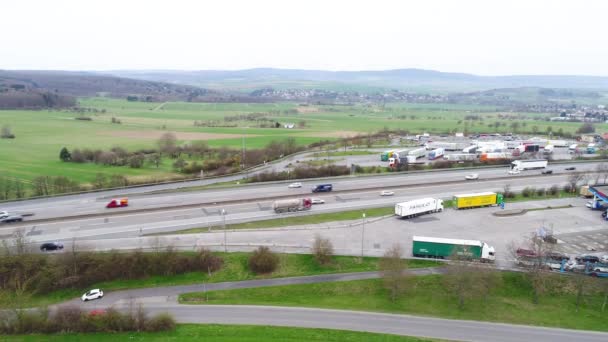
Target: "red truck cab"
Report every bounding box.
[106,198,128,208]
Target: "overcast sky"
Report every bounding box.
[2,0,607,76]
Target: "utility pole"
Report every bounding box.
[241,127,246,169]
[360,212,366,258]
[222,209,227,252]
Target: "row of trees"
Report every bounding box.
[0,305,175,334]
[0,236,223,295]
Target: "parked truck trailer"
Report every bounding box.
[428,148,445,160]
[412,236,496,262]
[273,198,312,213]
[395,198,443,219]
[453,192,503,209]
[445,153,476,162]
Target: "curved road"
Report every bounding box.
[60,268,608,342]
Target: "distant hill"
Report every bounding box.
[0,70,217,108]
[105,68,608,92]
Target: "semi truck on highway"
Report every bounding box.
[106,198,128,208]
[453,192,503,209]
[511,159,548,171]
[412,236,496,262]
[273,198,312,213]
[395,198,443,218]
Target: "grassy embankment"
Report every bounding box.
[180,273,608,332]
[2,252,437,308]
[2,324,437,342]
[170,190,578,234]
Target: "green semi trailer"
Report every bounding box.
[412,236,496,262]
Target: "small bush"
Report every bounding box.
[536,187,546,197]
[248,246,279,274]
[145,313,175,332]
[196,248,224,273]
[522,187,534,197]
[548,185,560,196]
[563,184,573,193]
[312,235,334,265]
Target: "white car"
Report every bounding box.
[288,182,302,188]
[0,211,8,218]
[380,190,394,196]
[508,170,521,175]
[465,173,479,180]
[601,255,608,263]
[81,289,104,301]
[311,198,325,204]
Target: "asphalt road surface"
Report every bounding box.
[1,160,597,222]
[1,169,596,243]
[60,268,607,342]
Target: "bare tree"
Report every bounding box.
[442,246,479,309]
[571,272,593,312]
[596,163,608,184]
[567,172,585,193]
[311,234,334,265]
[511,233,554,304]
[379,244,410,302]
[157,132,177,157]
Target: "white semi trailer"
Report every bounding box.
[511,159,548,171]
[395,198,444,219]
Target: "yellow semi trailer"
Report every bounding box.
[453,192,504,209]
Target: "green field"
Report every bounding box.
[180,273,608,332]
[3,252,437,308]
[3,324,436,342]
[1,97,604,187]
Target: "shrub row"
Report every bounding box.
[0,305,175,334]
[0,248,223,295]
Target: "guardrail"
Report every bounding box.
[2,153,606,204]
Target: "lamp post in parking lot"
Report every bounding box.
[360,212,366,258]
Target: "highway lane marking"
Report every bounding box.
[2,175,577,234]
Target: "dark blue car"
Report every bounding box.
[312,184,333,193]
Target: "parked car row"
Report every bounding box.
[516,249,608,274]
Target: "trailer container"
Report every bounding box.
[408,147,427,159]
[412,236,495,262]
[395,198,443,218]
[511,159,548,171]
[479,152,510,162]
[428,148,445,160]
[462,145,478,154]
[453,192,503,209]
[548,140,568,147]
[273,198,312,213]
[445,153,476,162]
[426,141,468,151]
[381,150,394,162]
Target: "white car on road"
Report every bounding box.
[288,182,302,188]
[311,198,325,204]
[81,288,104,301]
[465,173,479,180]
[380,190,394,196]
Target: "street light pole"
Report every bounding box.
[360,213,366,258]
[221,209,227,252]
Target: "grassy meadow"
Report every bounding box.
[0,97,605,187]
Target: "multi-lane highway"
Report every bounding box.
[0,161,599,243]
